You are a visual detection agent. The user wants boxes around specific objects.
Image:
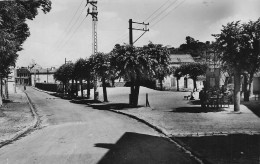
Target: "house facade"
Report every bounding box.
[30,67,57,86]
[162,54,204,91]
[15,67,31,85]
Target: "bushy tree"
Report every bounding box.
[0,1,51,102]
[89,52,110,102]
[179,63,208,91]
[172,67,182,91]
[241,18,260,101]
[179,36,207,57]
[213,21,249,111]
[111,44,153,106]
[74,58,87,98]
[54,63,74,94]
[0,1,51,76]
[143,42,170,91]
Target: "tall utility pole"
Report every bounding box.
[86,0,99,100]
[128,19,149,105]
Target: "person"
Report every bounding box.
[199,88,207,108]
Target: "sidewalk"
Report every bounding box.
[100,87,260,136]
[0,88,36,146]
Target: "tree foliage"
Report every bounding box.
[0,1,51,76]
[213,18,260,111]
[143,42,170,90]
[54,63,74,94]
[179,36,208,57]
[89,52,110,102]
[178,63,208,91]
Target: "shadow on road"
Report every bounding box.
[90,103,143,110]
[95,132,195,164]
[175,134,260,164]
[170,107,225,113]
[241,101,260,118]
[70,99,102,105]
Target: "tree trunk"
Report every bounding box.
[243,73,250,101]
[0,76,2,106]
[80,80,83,98]
[133,85,140,107]
[75,80,78,97]
[193,78,197,91]
[71,79,74,97]
[130,81,134,105]
[234,69,241,112]
[102,78,108,102]
[87,78,90,99]
[111,79,115,87]
[177,79,179,91]
[249,72,254,96]
[160,79,163,91]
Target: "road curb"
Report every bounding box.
[108,109,205,164]
[0,91,40,148]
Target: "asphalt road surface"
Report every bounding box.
[0,87,196,164]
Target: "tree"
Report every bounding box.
[0,1,51,75]
[108,50,121,87]
[112,44,152,106]
[144,42,170,91]
[241,18,260,101]
[179,63,207,91]
[172,67,182,91]
[89,52,110,102]
[54,63,74,95]
[213,21,249,111]
[179,36,207,57]
[0,1,51,102]
[74,58,86,98]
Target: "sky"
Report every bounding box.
[16,0,260,68]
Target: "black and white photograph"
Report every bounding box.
[0,0,260,163]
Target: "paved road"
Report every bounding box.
[0,87,196,164]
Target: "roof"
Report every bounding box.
[30,68,57,74]
[169,54,195,64]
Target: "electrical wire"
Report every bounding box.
[58,16,87,51]
[143,0,171,22]
[52,0,85,48]
[150,0,186,28]
[148,0,179,24]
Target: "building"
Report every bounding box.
[7,67,16,94]
[162,54,204,90]
[30,67,57,86]
[15,67,31,85]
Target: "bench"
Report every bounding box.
[184,95,191,100]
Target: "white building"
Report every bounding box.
[162,54,204,91]
[30,67,57,86]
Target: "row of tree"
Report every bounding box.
[171,18,260,112]
[54,42,171,106]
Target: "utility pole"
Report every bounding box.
[129,19,149,45]
[128,19,149,105]
[86,0,99,101]
[47,68,48,83]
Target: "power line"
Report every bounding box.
[148,0,179,24]
[143,0,171,22]
[52,0,85,48]
[151,0,186,28]
[58,17,87,51]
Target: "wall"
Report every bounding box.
[31,74,56,86]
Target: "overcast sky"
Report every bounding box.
[17,0,260,68]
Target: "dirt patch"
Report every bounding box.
[0,91,34,141]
